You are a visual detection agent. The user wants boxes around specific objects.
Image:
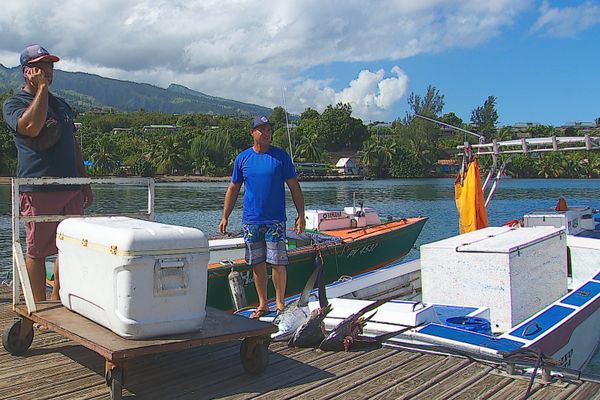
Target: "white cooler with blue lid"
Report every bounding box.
[421,226,567,333]
[56,216,209,339]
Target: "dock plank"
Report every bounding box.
[368,355,472,400]
[250,348,386,400]
[0,285,598,400]
[411,362,494,400]
[445,370,513,399]
[565,382,600,400]
[294,350,422,400]
[175,347,338,400]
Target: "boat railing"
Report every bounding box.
[10,177,155,315]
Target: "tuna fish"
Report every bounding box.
[288,252,332,347]
[318,296,417,352]
[318,298,386,351]
[271,252,324,341]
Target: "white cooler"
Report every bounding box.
[56,217,209,339]
[421,226,567,333]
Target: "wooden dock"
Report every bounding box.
[1,285,599,400]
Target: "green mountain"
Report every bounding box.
[0,64,271,116]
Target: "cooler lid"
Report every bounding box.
[422,226,564,254]
[57,216,208,256]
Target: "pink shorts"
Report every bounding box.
[19,190,84,258]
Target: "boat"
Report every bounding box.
[238,118,600,378]
[206,206,427,310]
[246,214,600,376]
[32,178,427,312]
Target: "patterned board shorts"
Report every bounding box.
[242,222,288,266]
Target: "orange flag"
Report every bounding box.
[455,158,488,234]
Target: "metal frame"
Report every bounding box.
[6,176,280,400]
[11,177,155,315]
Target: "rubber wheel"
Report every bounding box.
[2,319,34,356]
[240,338,269,374]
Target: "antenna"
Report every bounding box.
[282,87,294,162]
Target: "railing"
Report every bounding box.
[11,177,155,314]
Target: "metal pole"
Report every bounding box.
[282,87,294,162]
[11,179,20,306]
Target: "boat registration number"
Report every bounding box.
[322,211,343,219]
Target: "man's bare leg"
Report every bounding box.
[25,256,46,302]
[20,256,47,337]
[271,264,287,311]
[252,262,269,311]
[50,257,60,301]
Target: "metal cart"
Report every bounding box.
[2,177,277,400]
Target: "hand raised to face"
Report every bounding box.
[24,61,53,89]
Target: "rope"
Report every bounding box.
[522,349,543,400]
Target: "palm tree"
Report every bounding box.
[294,132,325,163]
[151,134,187,175]
[536,153,565,178]
[89,135,119,175]
[577,152,600,178]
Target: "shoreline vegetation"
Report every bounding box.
[2,88,599,182]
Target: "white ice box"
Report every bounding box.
[56,217,209,339]
[567,232,600,288]
[523,207,592,235]
[421,226,568,333]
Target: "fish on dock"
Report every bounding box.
[319,297,414,352]
[288,251,333,348]
[271,252,324,341]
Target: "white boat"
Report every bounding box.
[242,122,600,378]
[243,203,600,377]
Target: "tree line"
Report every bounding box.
[1,87,599,179]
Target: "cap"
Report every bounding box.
[20,44,60,67]
[251,115,272,129]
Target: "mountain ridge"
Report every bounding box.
[0,65,271,116]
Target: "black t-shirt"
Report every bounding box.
[3,90,80,191]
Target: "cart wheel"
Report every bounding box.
[2,319,34,356]
[105,367,123,400]
[240,338,269,374]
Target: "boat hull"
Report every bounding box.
[206,217,428,310]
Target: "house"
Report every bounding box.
[335,158,360,175]
[112,127,133,134]
[435,159,460,175]
[142,125,181,133]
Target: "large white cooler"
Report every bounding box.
[567,233,600,288]
[421,226,567,333]
[56,217,209,339]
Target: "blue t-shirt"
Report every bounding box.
[232,146,297,224]
[3,90,80,192]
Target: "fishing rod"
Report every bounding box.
[413,114,485,142]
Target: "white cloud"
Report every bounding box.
[285,67,408,121]
[0,0,531,120]
[334,67,409,121]
[531,1,600,37]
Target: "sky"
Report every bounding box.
[0,0,598,126]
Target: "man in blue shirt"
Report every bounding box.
[219,115,305,318]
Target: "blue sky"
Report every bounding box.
[0,1,598,126]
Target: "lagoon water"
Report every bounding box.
[1,178,599,373]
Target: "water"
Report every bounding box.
[1,178,599,373]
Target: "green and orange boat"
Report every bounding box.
[207,207,427,310]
